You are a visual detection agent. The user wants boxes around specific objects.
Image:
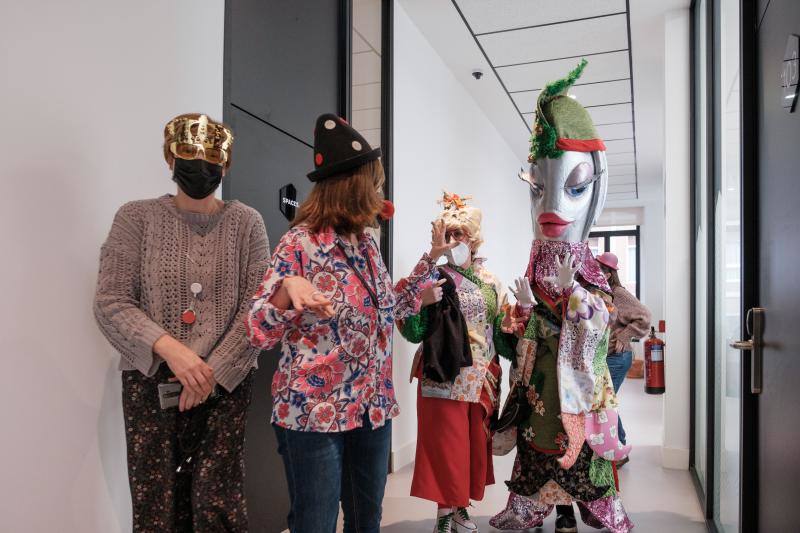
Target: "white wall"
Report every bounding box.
[391,2,531,468]
[0,2,224,531]
[662,8,692,470]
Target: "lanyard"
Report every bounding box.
[336,241,380,310]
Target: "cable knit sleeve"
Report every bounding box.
[93,202,168,376]
[207,212,271,392]
[246,229,305,351]
[614,287,652,348]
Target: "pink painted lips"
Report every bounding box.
[537,212,573,238]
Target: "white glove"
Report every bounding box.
[543,252,581,291]
[509,276,536,307]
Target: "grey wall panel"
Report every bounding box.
[224,107,314,247]
[228,0,340,145]
[224,107,315,533]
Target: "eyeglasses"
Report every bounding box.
[519,162,605,200]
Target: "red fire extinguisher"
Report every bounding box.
[644,326,665,394]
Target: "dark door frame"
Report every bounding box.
[690,0,759,531]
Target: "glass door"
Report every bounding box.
[712,0,742,530]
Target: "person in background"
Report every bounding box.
[94,113,270,532]
[398,192,516,533]
[246,114,456,533]
[596,251,652,460]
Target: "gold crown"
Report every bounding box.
[164,114,234,168]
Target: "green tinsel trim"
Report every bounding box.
[530,58,588,161]
[493,313,518,362]
[399,307,429,344]
[589,455,617,497]
[542,58,588,99]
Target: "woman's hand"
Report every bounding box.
[154,335,215,397]
[420,279,446,307]
[281,276,335,318]
[509,276,537,308]
[543,252,581,291]
[429,219,459,260]
[177,385,204,412]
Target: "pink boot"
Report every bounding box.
[577,495,634,533]
[489,493,553,530]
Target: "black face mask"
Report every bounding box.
[172,158,224,199]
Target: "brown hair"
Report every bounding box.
[292,159,385,234]
[601,264,622,289]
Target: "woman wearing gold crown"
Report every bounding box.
[94,113,269,532]
[489,61,633,533]
[398,192,517,533]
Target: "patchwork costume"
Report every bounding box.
[399,194,515,533]
[490,61,634,533]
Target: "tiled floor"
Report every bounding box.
[378,378,707,532]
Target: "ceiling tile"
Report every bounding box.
[606,152,636,165]
[455,0,626,35]
[499,50,630,92]
[353,0,382,54]
[352,51,381,85]
[353,30,371,53]
[477,14,628,67]
[603,138,635,154]
[511,79,631,113]
[587,103,633,125]
[352,108,381,130]
[353,82,382,110]
[596,122,633,141]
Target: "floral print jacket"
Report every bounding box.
[246,226,435,432]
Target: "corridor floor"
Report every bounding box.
[378,377,707,532]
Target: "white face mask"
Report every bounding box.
[445,241,471,267]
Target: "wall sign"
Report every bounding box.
[279,183,298,221]
[782,34,799,112]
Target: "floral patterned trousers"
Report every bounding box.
[122,365,253,532]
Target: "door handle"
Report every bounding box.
[729,307,765,394]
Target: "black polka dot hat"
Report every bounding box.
[307,113,382,182]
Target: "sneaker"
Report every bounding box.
[453,507,479,532]
[434,509,454,533]
[555,512,578,533]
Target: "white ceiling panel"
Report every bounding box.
[352,108,381,130]
[353,0,382,54]
[511,79,631,113]
[352,51,381,85]
[608,164,637,175]
[352,30,371,53]
[352,82,382,110]
[604,138,635,154]
[596,122,633,141]
[607,183,638,193]
[361,129,381,148]
[455,0,626,35]
[606,152,636,166]
[587,103,633,125]
[499,50,630,92]
[478,14,628,67]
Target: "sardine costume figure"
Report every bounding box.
[489,60,634,533]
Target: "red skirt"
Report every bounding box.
[410,386,495,507]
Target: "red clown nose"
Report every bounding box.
[379,200,395,220]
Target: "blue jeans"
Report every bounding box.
[273,414,392,533]
[606,351,633,445]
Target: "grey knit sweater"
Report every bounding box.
[94,195,270,391]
